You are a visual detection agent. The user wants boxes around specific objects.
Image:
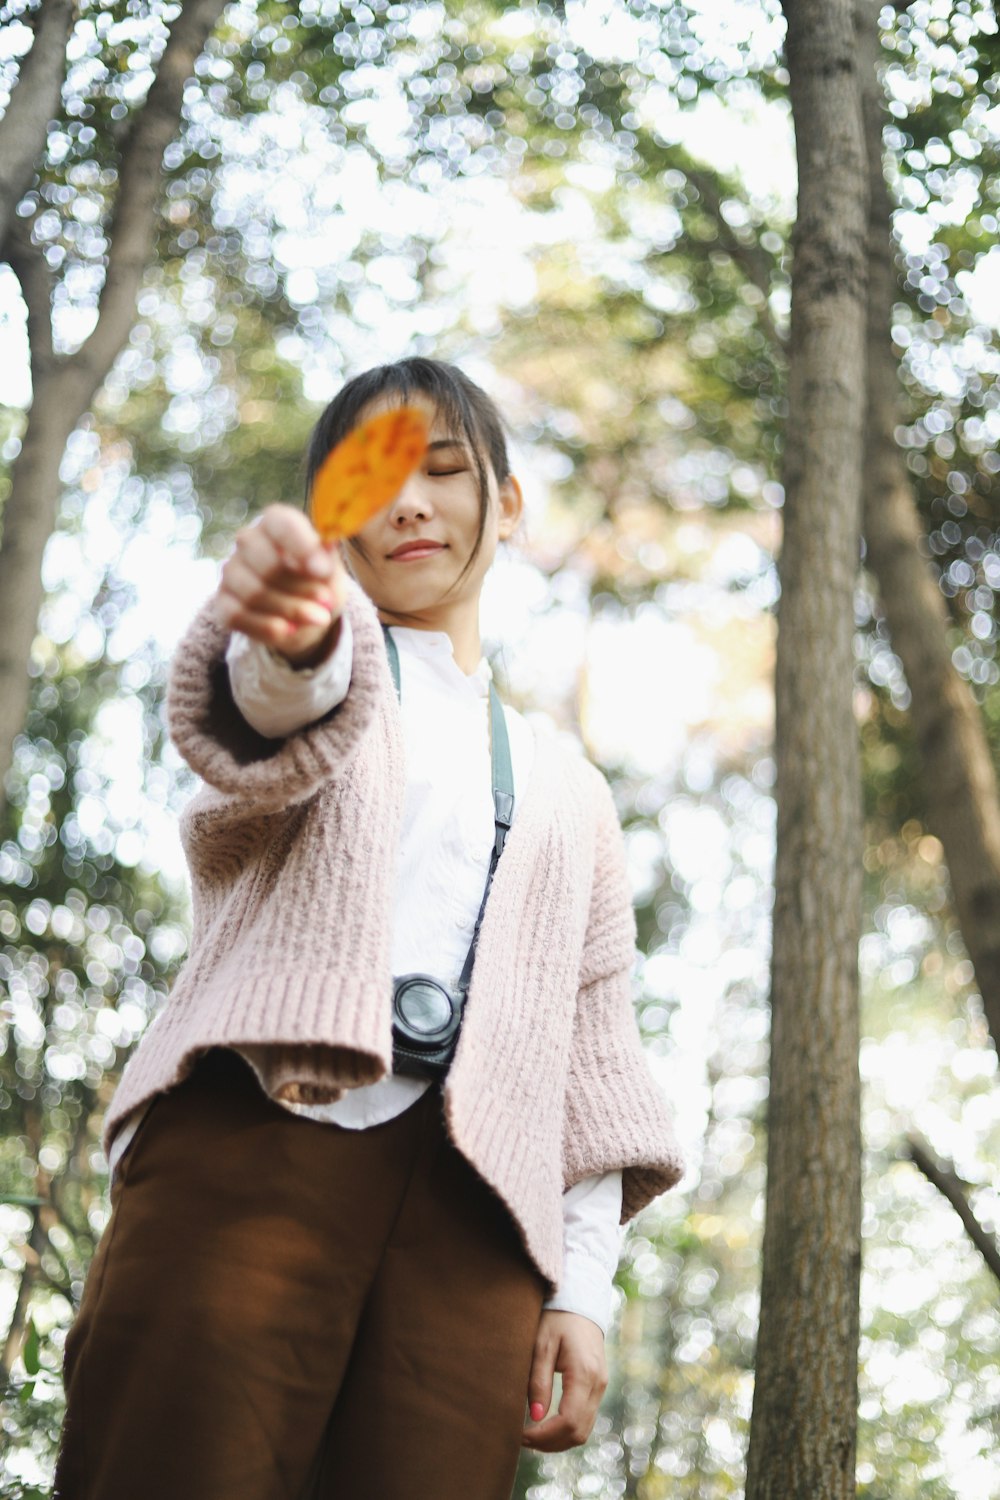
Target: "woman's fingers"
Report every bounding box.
[256,504,332,577]
[213,506,349,659]
[218,557,334,630]
[232,521,332,599]
[521,1315,608,1453]
[524,1329,557,1432]
[215,604,303,652]
[521,1368,604,1452]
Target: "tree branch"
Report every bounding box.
[0,1201,47,1380]
[0,0,76,252]
[905,1134,1000,1288]
[4,211,55,373]
[681,162,786,349]
[65,0,228,404]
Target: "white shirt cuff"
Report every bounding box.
[543,1170,624,1335]
[225,614,353,739]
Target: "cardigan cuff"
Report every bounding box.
[166,578,391,812]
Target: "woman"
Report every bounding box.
[54,357,684,1500]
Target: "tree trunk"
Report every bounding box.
[0,0,228,818]
[857,1,1000,1055]
[1,1212,47,1382]
[745,3,866,1496]
[0,377,81,805]
[0,0,76,250]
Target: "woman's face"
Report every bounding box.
[341,393,522,620]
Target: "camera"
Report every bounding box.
[391,973,466,1079]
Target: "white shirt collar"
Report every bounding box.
[386,626,493,698]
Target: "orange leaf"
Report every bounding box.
[310,405,431,541]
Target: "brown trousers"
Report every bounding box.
[54,1047,547,1500]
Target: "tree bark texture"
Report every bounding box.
[0,0,228,817]
[0,0,76,251]
[745,5,866,1498]
[857,2,1000,1055]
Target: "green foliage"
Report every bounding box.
[0,527,192,1482]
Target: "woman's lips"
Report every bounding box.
[389,545,445,561]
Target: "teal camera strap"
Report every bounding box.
[381,623,514,997]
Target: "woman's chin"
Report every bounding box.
[372,577,457,611]
[363,570,464,619]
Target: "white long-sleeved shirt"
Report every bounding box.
[110,613,624,1332]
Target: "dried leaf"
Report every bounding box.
[310,406,430,541]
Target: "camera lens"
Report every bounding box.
[395,978,455,1039]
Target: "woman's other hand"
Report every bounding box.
[521,1309,609,1453]
[215,504,349,668]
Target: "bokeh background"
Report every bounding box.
[1,1,998,1495]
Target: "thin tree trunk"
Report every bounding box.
[745,2,867,1496]
[857,1,1000,1055]
[0,1212,47,1381]
[0,0,227,817]
[0,0,76,249]
[0,374,80,799]
[1,1097,52,1381]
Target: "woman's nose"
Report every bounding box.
[393,471,432,516]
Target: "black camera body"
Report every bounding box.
[391,973,466,1079]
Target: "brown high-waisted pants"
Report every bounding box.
[54,1047,547,1500]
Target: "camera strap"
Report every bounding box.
[381,623,514,997]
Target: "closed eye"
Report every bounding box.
[428,467,467,477]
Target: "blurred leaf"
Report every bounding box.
[23,1321,41,1376]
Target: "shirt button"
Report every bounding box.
[455,913,467,928]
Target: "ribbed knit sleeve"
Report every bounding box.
[563,769,685,1223]
[166,577,390,818]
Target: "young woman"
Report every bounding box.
[54,358,684,1500]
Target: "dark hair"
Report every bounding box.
[305,357,513,601]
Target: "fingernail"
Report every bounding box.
[306,553,331,577]
[529,1402,545,1422]
[301,604,332,626]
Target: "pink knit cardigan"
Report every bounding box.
[103,577,684,1291]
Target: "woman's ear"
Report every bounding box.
[498,474,524,542]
